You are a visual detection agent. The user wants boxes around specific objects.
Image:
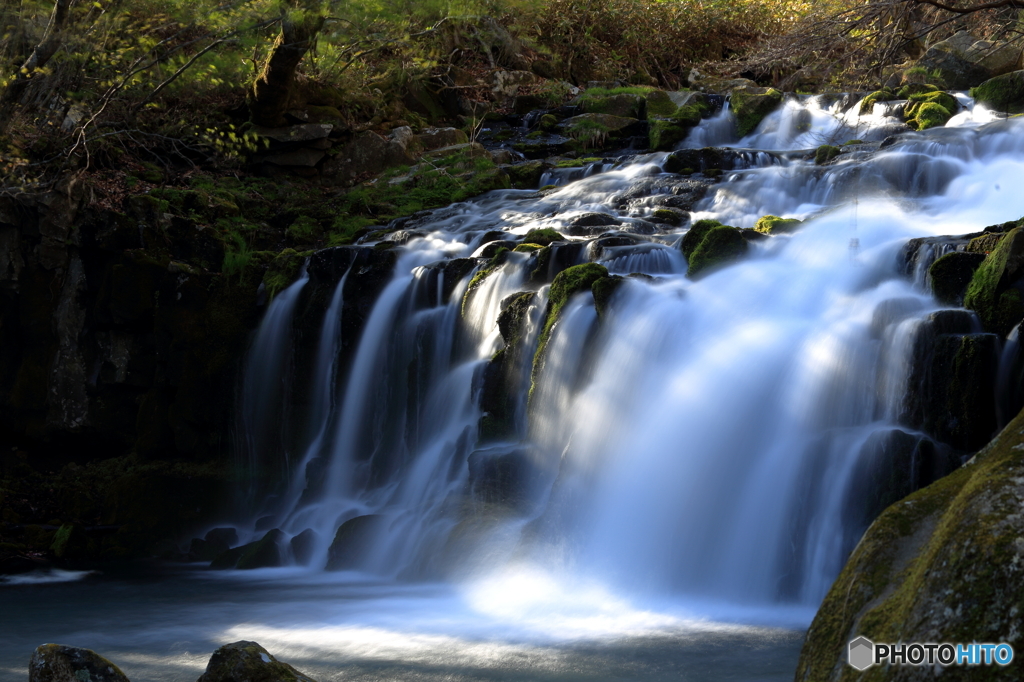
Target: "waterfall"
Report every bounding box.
[232,97,1024,617]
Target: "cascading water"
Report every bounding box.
[233,94,1024,621]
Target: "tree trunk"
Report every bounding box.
[249,2,325,128]
[0,0,76,115]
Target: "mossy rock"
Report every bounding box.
[795,405,1024,681]
[911,101,953,130]
[521,228,564,246]
[814,145,840,165]
[896,83,940,98]
[644,89,677,118]
[198,641,317,682]
[234,529,286,569]
[513,243,543,253]
[971,70,1024,114]
[905,91,957,129]
[754,214,803,235]
[858,89,896,115]
[560,113,644,150]
[651,208,684,226]
[649,120,689,151]
[30,644,129,682]
[730,86,783,137]
[538,114,560,132]
[262,249,309,299]
[687,226,748,279]
[963,226,1024,336]
[592,275,625,317]
[326,515,384,571]
[680,219,723,261]
[576,92,646,118]
[479,292,537,441]
[530,263,609,401]
[929,251,987,305]
[966,232,1006,254]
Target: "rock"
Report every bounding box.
[505,160,549,189]
[289,529,317,565]
[198,641,317,682]
[252,124,333,143]
[916,31,1020,90]
[680,218,724,261]
[903,90,958,130]
[263,148,325,167]
[730,86,783,137]
[414,127,469,152]
[325,515,384,570]
[964,226,1024,336]
[643,89,677,117]
[648,120,689,151]
[492,70,538,97]
[563,212,620,236]
[30,644,129,682]
[928,251,986,305]
[796,407,1024,681]
[520,228,564,246]
[190,527,238,561]
[698,77,759,94]
[591,275,625,317]
[321,131,415,186]
[468,445,543,509]
[753,214,802,235]
[511,135,573,159]
[558,113,646,150]
[814,145,840,165]
[663,148,747,175]
[686,225,748,279]
[388,125,414,150]
[971,69,1024,114]
[576,92,645,118]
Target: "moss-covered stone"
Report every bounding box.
[858,89,896,115]
[687,225,748,279]
[592,275,625,317]
[530,263,609,401]
[896,82,940,98]
[234,528,285,569]
[814,144,840,165]
[506,160,548,189]
[576,91,646,118]
[971,69,1024,114]
[651,208,684,226]
[730,86,783,137]
[967,232,1006,254]
[262,249,308,299]
[478,291,537,441]
[680,219,723,261]
[753,214,803,235]
[560,113,644,150]
[905,90,957,130]
[198,641,317,682]
[644,89,678,118]
[929,251,987,305]
[964,226,1024,336]
[795,405,1024,682]
[521,228,565,246]
[648,119,689,151]
[30,644,129,682]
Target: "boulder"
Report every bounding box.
[198,641,317,682]
[563,212,620,236]
[321,131,415,186]
[325,515,384,570]
[730,86,783,137]
[251,124,333,143]
[478,292,538,441]
[414,127,469,152]
[972,69,1024,114]
[576,92,645,118]
[796,407,1024,681]
[289,528,317,565]
[558,113,646,150]
[467,445,544,509]
[686,225,748,278]
[916,31,1021,90]
[30,644,129,682]
[753,214,802,235]
[928,251,986,305]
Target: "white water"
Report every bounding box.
[6,94,1023,682]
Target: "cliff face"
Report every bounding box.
[0,175,261,464]
[795,407,1024,682]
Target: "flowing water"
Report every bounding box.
[4,94,1023,681]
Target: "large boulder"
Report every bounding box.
[198,641,317,682]
[928,251,986,305]
[325,515,384,570]
[575,92,646,118]
[558,113,646,150]
[915,31,1020,90]
[321,131,415,187]
[685,223,748,278]
[795,406,1024,681]
[972,70,1024,114]
[729,86,783,137]
[30,644,129,682]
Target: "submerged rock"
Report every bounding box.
[796,406,1024,681]
[198,641,317,682]
[325,515,384,570]
[30,644,129,682]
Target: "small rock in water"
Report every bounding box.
[30,644,129,682]
[197,641,317,682]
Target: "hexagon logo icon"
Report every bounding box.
[848,636,875,671]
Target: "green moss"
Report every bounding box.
[652,208,684,226]
[896,83,939,99]
[731,87,783,137]
[555,157,601,168]
[963,226,1024,336]
[521,228,564,246]
[530,263,609,400]
[513,243,543,252]
[538,114,560,132]
[680,219,724,260]
[262,249,307,299]
[506,160,548,189]
[286,215,321,243]
[971,71,1024,114]
[687,225,748,278]
[754,214,803,235]
[462,248,510,314]
[649,120,689,151]
[859,88,895,115]
[814,144,840,165]
[592,275,625,317]
[644,89,677,118]
[904,91,956,129]
[842,139,863,146]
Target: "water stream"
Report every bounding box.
[4,94,1023,681]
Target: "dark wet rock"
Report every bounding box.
[592,275,625,317]
[478,292,538,441]
[527,242,588,286]
[30,644,129,682]
[575,92,645,118]
[663,148,747,175]
[929,251,986,305]
[321,131,415,187]
[520,228,565,246]
[558,113,647,151]
[290,529,317,565]
[468,445,545,510]
[326,515,385,570]
[869,297,927,339]
[414,127,468,152]
[613,175,713,213]
[564,212,621,236]
[198,641,317,682]
[505,160,549,189]
[190,527,238,562]
[730,86,783,137]
[686,225,748,279]
[511,134,573,159]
